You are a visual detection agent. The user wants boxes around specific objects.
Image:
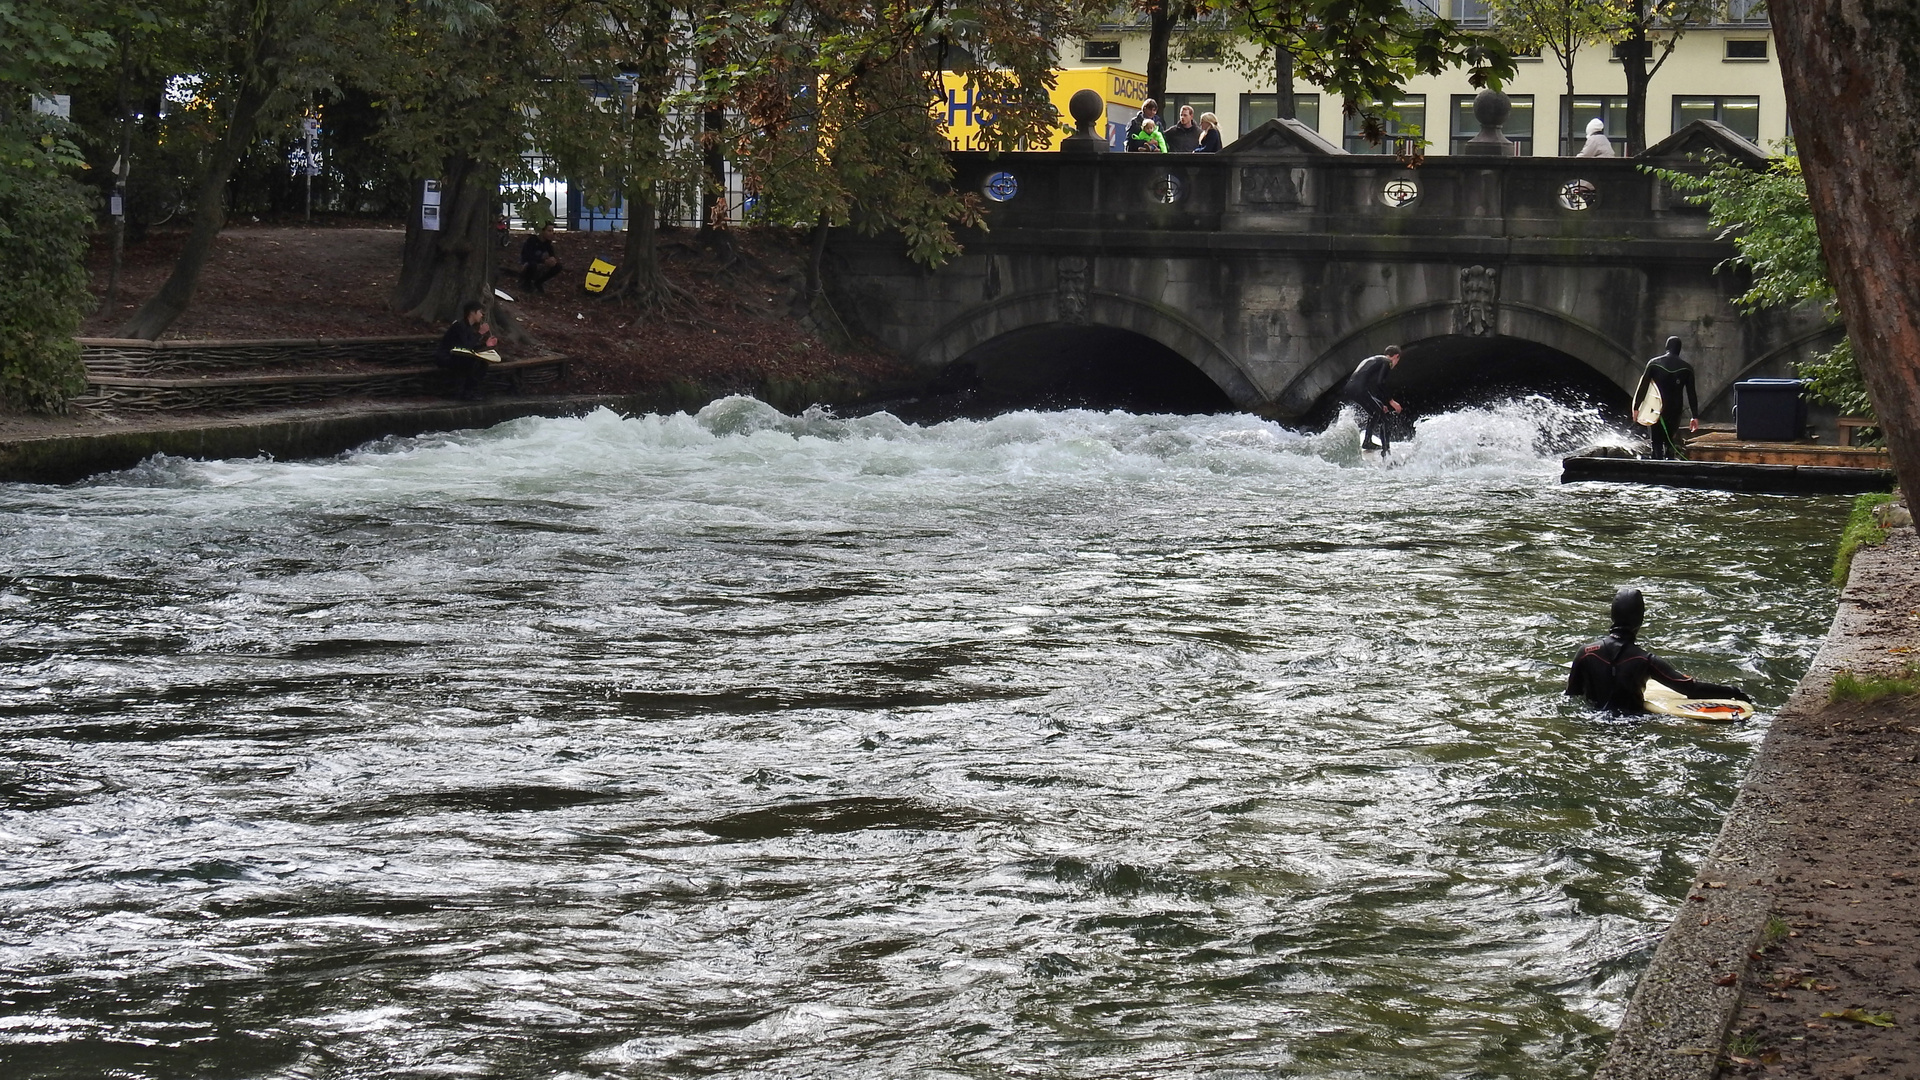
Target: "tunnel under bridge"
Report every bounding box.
[826,119,1838,423]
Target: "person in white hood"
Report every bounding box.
[1577,117,1615,157]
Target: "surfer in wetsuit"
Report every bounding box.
[1342,345,1402,452]
[1632,337,1700,460]
[1567,588,1751,713]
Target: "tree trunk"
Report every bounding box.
[106,42,133,308]
[1275,44,1296,121]
[392,156,513,334]
[115,75,269,339]
[1146,3,1172,106]
[699,43,728,237]
[1773,0,1920,504]
[1619,14,1651,154]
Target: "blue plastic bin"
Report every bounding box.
[1734,378,1808,442]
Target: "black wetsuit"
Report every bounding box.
[1566,632,1746,713]
[1342,354,1395,451]
[1632,350,1699,460]
[435,318,489,398]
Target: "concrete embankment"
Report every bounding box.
[1597,516,1920,1078]
[0,396,642,485]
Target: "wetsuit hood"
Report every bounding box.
[1664,336,1684,357]
[1610,587,1644,642]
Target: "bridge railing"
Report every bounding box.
[946,151,1721,243]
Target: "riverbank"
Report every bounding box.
[1599,509,1920,1079]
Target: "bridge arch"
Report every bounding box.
[915,290,1266,409]
[1276,301,1643,418]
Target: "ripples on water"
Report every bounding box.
[0,397,1845,1078]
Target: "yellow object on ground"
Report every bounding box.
[938,67,1146,152]
[584,259,616,294]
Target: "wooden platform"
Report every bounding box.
[1683,431,1891,469]
[1562,453,1893,495]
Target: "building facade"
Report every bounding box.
[1072,3,1781,155]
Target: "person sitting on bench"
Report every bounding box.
[519,224,563,293]
[435,301,498,399]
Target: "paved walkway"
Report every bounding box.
[1600,515,1920,1079]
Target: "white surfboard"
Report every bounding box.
[1642,678,1753,722]
[1634,381,1664,427]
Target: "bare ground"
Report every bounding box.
[76,221,910,397]
[1722,527,1920,1078]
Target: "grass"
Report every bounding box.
[1833,491,1897,584]
[1830,662,1920,703]
[1763,916,1790,947]
[1727,1032,1762,1058]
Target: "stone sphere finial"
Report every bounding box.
[1061,88,1108,154]
[1069,89,1104,131]
[1461,88,1516,157]
[1472,88,1511,130]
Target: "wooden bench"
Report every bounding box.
[1837,416,1880,446]
[73,355,569,413]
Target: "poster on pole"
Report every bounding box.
[421,179,443,231]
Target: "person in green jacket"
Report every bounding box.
[1128,118,1168,153]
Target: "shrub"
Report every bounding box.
[0,128,91,412]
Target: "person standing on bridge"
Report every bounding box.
[1633,336,1701,460]
[1126,99,1159,143]
[1342,345,1403,453]
[1567,588,1751,713]
[1577,117,1615,158]
[1164,105,1201,153]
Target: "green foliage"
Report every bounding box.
[1830,663,1920,704]
[1216,0,1515,143]
[1649,154,1868,419]
[0,129,92,412]
[1832,491,1895,585]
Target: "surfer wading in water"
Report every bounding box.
[1343,345,1403,453]
[1567,588,1752,714]
[1632,337,1700,460]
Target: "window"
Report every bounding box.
[1726,0,1769,24]
[1082,39,1121,61]
[1451,94,1532,155]
[1611,40,1653,61]
[1562,95,1628,155]
[1181,37,1222,62]
[1673,95,1760,141]
[1344,96,1425,154]
[1451,0,1489,23]
[1725,38,1768,60]
[1165,93,1217,126]
[1239,93,1320,136]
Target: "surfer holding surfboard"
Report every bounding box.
[1631,337,1701,460]
[1567,588,1755,720]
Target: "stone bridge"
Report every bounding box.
[825,120,1835,420]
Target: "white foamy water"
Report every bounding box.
[0,398,1846,1079]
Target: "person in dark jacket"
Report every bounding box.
[435,301,497,399]
[1341,345,1402,452]
[1194,111,1223,153]
[1632,336,1700,460]
[1163,105,1201,153]
[519,224,563,293]
[1567,588,1752,713]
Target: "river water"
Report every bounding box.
[0,398,1846,1079]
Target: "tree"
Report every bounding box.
[529,0,694,315]
[0,0,110,410]
[728,0,1066,326]
[1606,0,1714,155]
[1772,0,1920,500]
[1485,0,1611,152]
[1219,0,1516,144]
[1648,155,1866,418]
[113,0,353,339]
[367,0,539,328]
